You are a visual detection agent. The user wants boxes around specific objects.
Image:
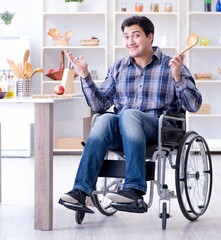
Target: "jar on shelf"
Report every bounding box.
[164,2,173,12]
[150,3,159,12]
[135,2,143,12]
[121,1,127,12]
[90,70,98,80]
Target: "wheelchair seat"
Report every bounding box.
[98,144,156,181]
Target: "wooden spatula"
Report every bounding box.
[24,61,33,78]
[7,59,21,78]
[17,63,24,78]
[30,68,44,78]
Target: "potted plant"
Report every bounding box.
[64,0,84,11]
[0,10,15,25]
[0,10,15,36]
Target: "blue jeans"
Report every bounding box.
[74,109,158,196]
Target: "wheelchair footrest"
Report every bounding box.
[111,199,148,213]
[59,199,94,214]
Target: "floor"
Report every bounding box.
[0,154,220,240]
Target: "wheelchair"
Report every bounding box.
[73,111,213,230]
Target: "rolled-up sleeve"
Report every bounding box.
[80,71,116,113]
[174,68,202,113]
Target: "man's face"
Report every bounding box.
[122,25,153,58]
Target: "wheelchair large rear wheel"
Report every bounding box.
[175,131,212,221]
[91,176,123,216]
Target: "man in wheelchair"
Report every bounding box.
[59,15,202,213]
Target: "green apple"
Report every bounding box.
[200,37,210,46]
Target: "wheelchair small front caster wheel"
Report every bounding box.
[75,211,85,224]
[159,202,170,230]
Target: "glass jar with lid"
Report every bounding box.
[164,2,173,12]
[135,2,143,12]
[150,3,159,12]
[121,1,127,12]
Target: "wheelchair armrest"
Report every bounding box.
[160,111,186,124]
[163,111,185,119]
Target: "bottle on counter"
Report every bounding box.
[204,0,211,12]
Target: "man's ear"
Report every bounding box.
[148,33,154,44]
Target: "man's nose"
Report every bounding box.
[128,36,135,44]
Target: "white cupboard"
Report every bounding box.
[41,0,107,152]
[186,0,221,151]
[113,0,180,60]
[40,0,221,152]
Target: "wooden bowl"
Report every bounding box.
[46,70,64,80]
[46,69,78,81]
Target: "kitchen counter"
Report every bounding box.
[0,95,84,230]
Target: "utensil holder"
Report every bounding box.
[16,78,32,97]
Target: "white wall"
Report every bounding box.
[0,0,42,93]
[1,0,188,95]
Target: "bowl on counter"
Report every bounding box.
[0,92,8,99]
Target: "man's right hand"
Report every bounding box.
[64,50,90,79]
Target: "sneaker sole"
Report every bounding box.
[58,198,94,213]
[60,194,79,205]
[107,193,135,203]
[111,200,148,213]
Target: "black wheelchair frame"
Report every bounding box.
[74,112,213,230]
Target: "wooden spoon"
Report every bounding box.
[7,59,21,78]
[180,33,199,54]
[30,68,44,78]
[23,49,30,73]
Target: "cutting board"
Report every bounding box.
[61,68,75,94]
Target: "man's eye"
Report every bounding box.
[133,34,140,38]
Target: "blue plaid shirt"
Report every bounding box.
[81,47,202,117]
